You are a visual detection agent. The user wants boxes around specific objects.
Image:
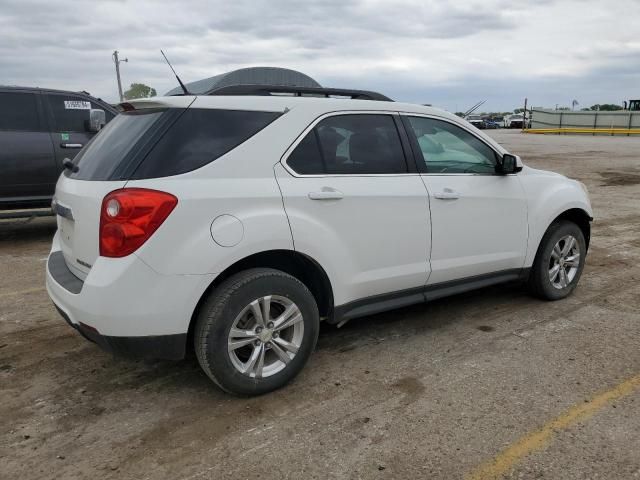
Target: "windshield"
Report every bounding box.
[67,110,166,180]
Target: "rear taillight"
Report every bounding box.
[99,188,177,258]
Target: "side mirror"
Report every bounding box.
[86,108,106,133]
[498,153,523,174]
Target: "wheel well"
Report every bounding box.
[553,208,591,250]
[187,250,334,352]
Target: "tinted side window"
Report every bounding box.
[131,109,281,179]
[287,130,325,175]
[0,92,42,131]
[407,116,497,174]
[46,94,109,132]
[287,114,407,175]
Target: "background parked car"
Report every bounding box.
[0,86,117,210]
[504,113,526,128]
[466,114,485,129]
[484,119,500,129]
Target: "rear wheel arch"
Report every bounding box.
[187,249,334,351]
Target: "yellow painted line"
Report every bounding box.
[0,287,45,299]
[466,373,640,480]
[524,128,640,135]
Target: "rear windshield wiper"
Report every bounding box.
[63,158,79,173]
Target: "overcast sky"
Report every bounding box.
[1,0,638,112]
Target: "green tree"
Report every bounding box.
[124,83,157,100]
[589,104,623,111]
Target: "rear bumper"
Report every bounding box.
[54,304,187,360]
[46,231,215,360]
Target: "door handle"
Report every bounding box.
[308,188,344,200]
[61,143,83,148]
[434,188,461,200]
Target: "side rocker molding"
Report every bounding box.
[331,268,530,324]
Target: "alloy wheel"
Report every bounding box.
[548,235,580,289]
[227,295,304,378]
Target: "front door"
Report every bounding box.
[403,115,528,285]
[276,112,431,307]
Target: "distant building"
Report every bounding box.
[165,66,321,95]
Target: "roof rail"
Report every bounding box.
[205,84,393,101]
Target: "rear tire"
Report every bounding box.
[194,268,319,396]
[527,220,586,300]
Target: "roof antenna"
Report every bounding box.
[160,49,190,95]
[463,100,486,118]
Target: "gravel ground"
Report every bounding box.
[1,130,639,479]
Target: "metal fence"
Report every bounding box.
[529,109,640,135]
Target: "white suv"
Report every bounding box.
[46,86,592,395]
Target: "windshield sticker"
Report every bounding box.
[61,133,70,141]
[64,100,91,110]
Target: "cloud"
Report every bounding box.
[0,0,638,111]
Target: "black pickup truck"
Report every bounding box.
[0,86,117,210]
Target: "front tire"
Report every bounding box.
[194,268,319,396]
[528,220,586,300]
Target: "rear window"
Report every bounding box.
[68,110,166,180]
[68,108,281,181]
[131,109,281,179]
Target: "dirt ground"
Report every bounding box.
[1,130,639,480]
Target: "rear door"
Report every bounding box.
[43,93,112,174]
[276,112,431,307]
[0,90,56,203]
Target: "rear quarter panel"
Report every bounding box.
[129,176,294,275]
[126,105,314,276]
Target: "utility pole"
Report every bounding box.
[112,50,128,102]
